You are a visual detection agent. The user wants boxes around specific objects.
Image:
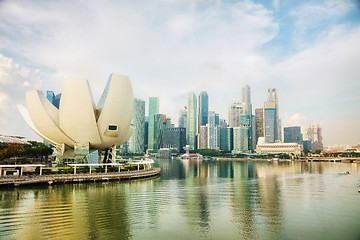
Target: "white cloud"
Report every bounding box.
[0,0,359,146]
[0,54,42,139]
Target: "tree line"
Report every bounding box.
[0,141,53,163]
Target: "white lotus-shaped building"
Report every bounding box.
[18,73,134,155]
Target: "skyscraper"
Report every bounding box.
[178,109,187,128]
[128,98,145,153]
[153,113,165,151]
[240,112,251,152]
[187,92,197,150]
[198,125,209,149]
[144,116,148,151]
[241,85,252,114]
[198,91,208,132]
[255,108,264,145]
[284,126,303,145]
[264,88,280,143]
[228,102,243,128]
[208,111,220,150]
[46,90,61,109]
[161,127,186,152]
[220,127,233,152]
[148,97,159,150]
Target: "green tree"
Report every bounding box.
[314,150,322,155]
[303,149,310,156]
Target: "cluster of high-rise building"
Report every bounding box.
[45,85,322,155]
[120,85,295,155]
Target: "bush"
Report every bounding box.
[57,167,74,174]
[35,167,53,174]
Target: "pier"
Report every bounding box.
[0,168,161,187]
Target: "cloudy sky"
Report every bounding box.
[0,0,359,147]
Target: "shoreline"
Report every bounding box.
[212,157,360,163]
[0,168,161,188]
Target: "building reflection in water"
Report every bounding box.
[0,160,359,239]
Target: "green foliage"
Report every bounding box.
[120,152,145,157]
[279,153,291,159]
[196,149,222,157]
[35,167,53,174]
[314,150,322,154]
[0,141,53,161]
[57,167,74,174]
[303,149,310,156]
[322,152,360,157]
[123,165,141,171]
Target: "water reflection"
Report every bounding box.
[0,160,360,240]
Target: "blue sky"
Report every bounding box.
[0,0,359,147]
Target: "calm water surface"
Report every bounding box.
[0,159,359,240]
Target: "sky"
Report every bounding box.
[0,0,359,147]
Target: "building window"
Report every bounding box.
[108,125,118,131]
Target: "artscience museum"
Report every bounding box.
[18,73,134,163]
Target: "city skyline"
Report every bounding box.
[0,0,359,146]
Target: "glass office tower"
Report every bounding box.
[128,98,145,153]
[198,91,208,131]
[187,92,197,150]
[148,97,159,150]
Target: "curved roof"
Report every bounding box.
[20,73,134,150]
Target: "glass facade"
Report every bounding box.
[255,108,264,145]
[198,91,208,131]
[128,98,145,153]
[161,127,186,152]
[208,111,220,150]
[144,117,148,150]
[284,126,303,145]
[178,109,187,129]
[264,108,276,143]
[148,97,159,150]
[228,102,243,128]
[241,85,252,114]
[153,113,165,152]
[46,91,61,109]
[187,92,197,150]
[220,127,233,151]
[240,112,251,152]
[303,140,312,150]
[264,88,280,143]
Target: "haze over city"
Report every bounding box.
[0,0,359,146]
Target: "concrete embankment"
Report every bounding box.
[213,157,360,163]
[0,168,161,187]
[213,158,273,161]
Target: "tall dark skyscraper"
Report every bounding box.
[284,126,303,145]
[255,108,264,145]
[198,91,208,132]
[161,127,186,152]
[264,88,280,143]
[148,97,159,150]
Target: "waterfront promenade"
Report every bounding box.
[212,157,360,163]
[0,168,161,187]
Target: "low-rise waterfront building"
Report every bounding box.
[255,142,303,156]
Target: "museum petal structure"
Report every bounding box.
[18,73,134,162]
